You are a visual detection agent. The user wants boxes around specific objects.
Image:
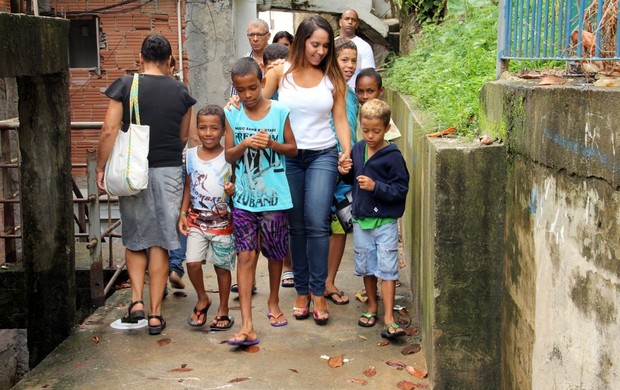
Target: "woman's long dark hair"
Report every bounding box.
[285,15,346,98]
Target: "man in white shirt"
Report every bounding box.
[337,9,376,89]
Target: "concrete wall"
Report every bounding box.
[185,0,238,109]
[386,90,504,389]
[481,81,620,389]
[0,330,28,390]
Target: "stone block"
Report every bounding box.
[0,14,69,77]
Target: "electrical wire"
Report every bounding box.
[65,0,154,15]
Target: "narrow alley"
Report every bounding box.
[13,241,429,389]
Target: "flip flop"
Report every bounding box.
[187,299,211,327]
[231,284,257,294]
[325,291,350,305]
[228,333,259,346]
[381,323,406,339]
[357,312,377,327]
[281,271,295,288]
[210,315,234,331]
[267,312,288,327]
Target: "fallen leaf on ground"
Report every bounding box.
[85,318,104,325]
[397,380,416,390]
[75,363,86,369]
[539,75,565,85]
[228,377,251,383]
[519,71,543,79]
[173,291,187,297]
[244,345,260,353]
[115,282,131,289]
[358,335,367,341]
[157,338,171,346]
[406,365,428,378]
[386,359,407,370]
[289,368,299,373]
[406,328,418,337]
[399,307,409,316]
[427,127,456,138]
[92,336,100,344]
[42,384,50,388]
[397,317,410,325]
[479,135,494,145]
[328,355,345,368]
[346,378,368,385]
[169,366,192,372]
[377,340,390,347]
[401,343,421,355]
[363,366,377,377]
[593,78,620,87]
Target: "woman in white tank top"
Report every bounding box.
[262,15,353,326]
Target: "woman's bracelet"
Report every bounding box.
[181,211,188,217]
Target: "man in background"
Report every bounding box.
[337,9,375,89]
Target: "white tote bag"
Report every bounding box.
[104,73,150,196]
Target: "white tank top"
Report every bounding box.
[277,62,337,150]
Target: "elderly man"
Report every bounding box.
[246,18,271,68]
[231,18,271,96]
[337,9,375,89]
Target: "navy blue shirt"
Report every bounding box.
[343,141,409,219]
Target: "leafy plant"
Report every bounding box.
[385,0,499,137]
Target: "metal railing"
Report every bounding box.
[0,121,123,303]
[497,0,620,76]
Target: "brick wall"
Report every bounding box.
[2,0,189,176]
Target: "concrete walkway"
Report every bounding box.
[14,241,428,389]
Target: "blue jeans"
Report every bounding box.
[286,147,338,296]
[169,232,186,277]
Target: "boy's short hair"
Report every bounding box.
[263,43,289,66]
[196,104,225,129]
[231,57,262,82]
[356,67,382,89]
[360,99,391,128]
[335,38,357,55]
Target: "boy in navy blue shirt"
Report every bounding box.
[340,99,409,339]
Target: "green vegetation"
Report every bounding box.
[384,0,498,137]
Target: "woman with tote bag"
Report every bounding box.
[96,34,196,335]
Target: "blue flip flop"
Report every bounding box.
[228,333,259,346]
[267,312,288,327]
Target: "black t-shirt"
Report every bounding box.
[105,74,197,167]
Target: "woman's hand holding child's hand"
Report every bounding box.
[338,152,352,174]
[356,175,376,192]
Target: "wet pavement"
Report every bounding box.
[14,240,428,389]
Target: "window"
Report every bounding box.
[68,17,100,69]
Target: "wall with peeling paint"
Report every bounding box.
[481,81,620,389]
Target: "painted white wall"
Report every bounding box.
[259,10,295,37]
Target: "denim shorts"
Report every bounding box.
[232,208,289,261]
[185,227,236,270]
[352,220,399,280]
[119,166,183,251]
